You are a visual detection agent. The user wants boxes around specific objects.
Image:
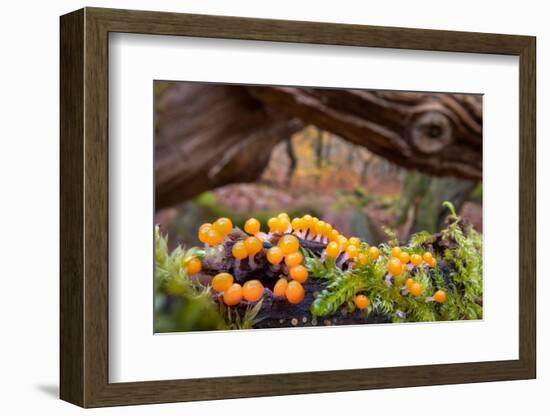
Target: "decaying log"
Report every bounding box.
[248,87,482,181]
[188,224,466,328]
[155,83,302,209]
[195,227,392,327]
[155,84,482,208]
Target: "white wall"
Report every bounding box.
[0,1,546,414]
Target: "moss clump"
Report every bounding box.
[307,202,483,323]
[154,226,226,332]
[154,226,265,332]
[437,202,483,320]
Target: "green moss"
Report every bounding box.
[469,181,483,203]
[155,226,267,332]
[221,299,264,330]
[154,226,225,332]
[439,202,483,320]
[308,202,483,323]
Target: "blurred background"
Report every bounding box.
[154,81,482,248]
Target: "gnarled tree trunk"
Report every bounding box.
[155,83,481,209]
[248,87,482,180]
[155,83,302,208]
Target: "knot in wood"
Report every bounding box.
[409,110,453,154]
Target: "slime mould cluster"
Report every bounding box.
[155,202,483,331]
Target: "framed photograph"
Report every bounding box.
[60,7,536,408]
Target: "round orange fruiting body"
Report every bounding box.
[337,235,349,250]
[266,246,284,265]
[410,253,423,266]
[354,294,370,310]
[310,217,319,233]
[405,278,414,290]
[291,217,303,231]
[321,222,333,237]
[388,257,403,276]
[198,223,212,243]
[329,229,340,241]
[277,218,291,233]
[278,234,300,255]
[273,278,288,298]
[289,265,308,283]
[244,236,263,256]
[358,253,368,266]
[205,228,223,246]
[242,280,264,302]
[211,272,234,292]
[285,280,305,304]
[278,212,290,222]
[244,218,261,235]
[427,257,437,268]
[314,220,326,236]
[326,241,341,258]
[423,252,433,263]
[369,246,380,261]
[231,241,248,260]
[267,217,281,233]
[199,223,212,232]
[348,237,361,247]
[391,246,402,258]
[345,245,359,259]
[409,282,423,297]
[434,290,447,303]
[186,258,202,274]
[285,251,304,267]
[223,283,243,306]
[213,217,233,236]
[399,252,410,264]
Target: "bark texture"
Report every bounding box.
[156,84,481,209]
[155,83,302,208]
[249,87,482,180]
